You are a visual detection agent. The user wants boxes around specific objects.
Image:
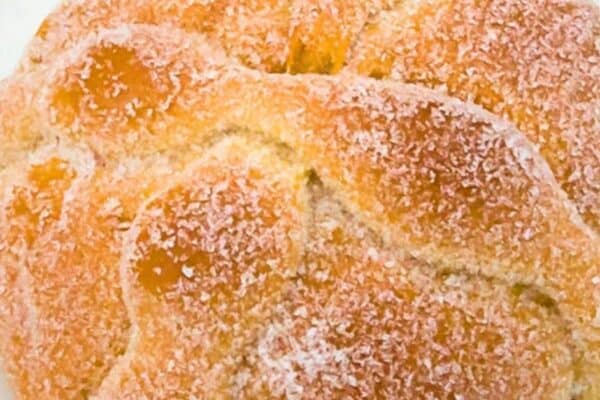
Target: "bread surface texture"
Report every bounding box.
[0,0,599,399]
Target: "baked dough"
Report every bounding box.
[0,0,598,399]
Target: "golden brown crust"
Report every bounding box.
[24,0,292,72]
[235,185,574,399]
[94,137,309,398]
[0,149,91,397]
[0,0,598,398]
[348,0,600,233]
[21,0,375,74]
[194,70,600,396]
[0,22,598,398]
[0,75,44,170]
[0,145,174,398]
[21,0,600,234]
[40,25,229,160]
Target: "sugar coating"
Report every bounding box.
[0,0,598,399]
[0,145,175,399]
[0,75,43,170]
[235,185,573,399]
[16,0,600,234]
[22,0,408,74]
[21,0,359,74]
[0,156,77,397]
[349,0,600,233]
[94,137,308,399]
[0,23,597,399]
[42,25,229,160]
[214,71,600,394]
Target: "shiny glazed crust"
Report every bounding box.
[0,1,598,399]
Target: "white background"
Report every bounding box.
[0,0,59,79]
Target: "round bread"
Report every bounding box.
[0,1,598,399]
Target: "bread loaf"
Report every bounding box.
[0,1,599,399]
